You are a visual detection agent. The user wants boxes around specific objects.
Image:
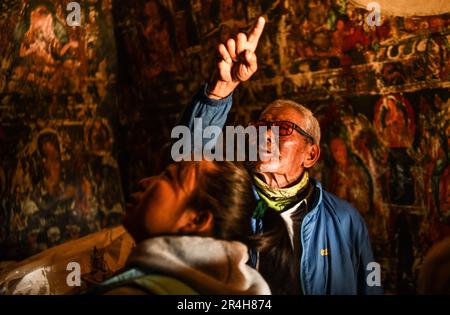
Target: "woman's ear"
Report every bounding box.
[177,209,214,235]
[303,143,320,168]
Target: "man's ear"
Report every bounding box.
[303,143,320,168]
[177,209,214,235]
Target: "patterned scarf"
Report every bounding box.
[253,172,311,214]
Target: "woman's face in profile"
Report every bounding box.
[123,162,198,242]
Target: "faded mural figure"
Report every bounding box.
[375,95,416,205]
[6,129,103,258]
[414,95,449,230]
[376,95,414,148]
[0,1,123,261]
[85,119,113,155]
[13,1,79,91]
[219,0,234,22]
[35,131,80,211]
[435,99,450,222]
[327,137,372,215]
[374,95,419,293]
[19,4,55,64]
[74,175,98,220]
[440,164,450,218]
[7,131,65,255]
[434,106,450,221]
[39,132,62,196]
[95,59,110,101]
[140,0,177,79]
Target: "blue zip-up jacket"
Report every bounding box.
[177,85,383,295]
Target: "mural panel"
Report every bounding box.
[0,0,124,260]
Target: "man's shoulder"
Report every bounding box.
[319,188,366,228]
[321,189,356,212]
[316,189,371,248]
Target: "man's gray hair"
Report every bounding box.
[264,99,321,144]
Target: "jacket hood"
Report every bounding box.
[127,236,271,295]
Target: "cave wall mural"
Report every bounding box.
[0,0,448,294]
[0,0,124,260]
[112,0,449,294]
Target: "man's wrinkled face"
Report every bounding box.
[253,105,312,180]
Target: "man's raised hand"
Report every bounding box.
[208,16,265,99]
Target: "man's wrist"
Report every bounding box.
[206,80,239,99]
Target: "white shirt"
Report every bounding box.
[280,202,304,249]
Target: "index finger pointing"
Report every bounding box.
[247,16,266,52]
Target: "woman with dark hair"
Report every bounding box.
[90,160,291,295]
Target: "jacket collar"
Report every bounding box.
[307,178,324,217]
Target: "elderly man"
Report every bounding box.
[178,17,381,295]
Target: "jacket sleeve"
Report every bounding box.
[177,84,233,149]
[355,215,384,295]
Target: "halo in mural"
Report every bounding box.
[34,128,64,158]
[84,118,113,156]
[374,94,415,148]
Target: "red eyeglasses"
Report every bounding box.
[248,120,315,143]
